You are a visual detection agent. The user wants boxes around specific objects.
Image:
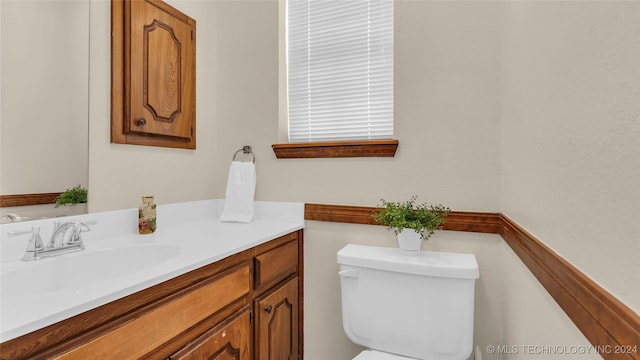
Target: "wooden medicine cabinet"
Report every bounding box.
[111,0,196,149]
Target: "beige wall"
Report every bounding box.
[85,1,638,359]
[499,2,640,357]
[1,0,89,195]
[89,0,221,211]
[214,1,505,359]
[500,1,640,313]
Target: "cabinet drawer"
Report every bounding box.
[255,240,298,289]
[56,264,250,360]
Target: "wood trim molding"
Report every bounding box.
[442,211,501,233]
[499,215,640,360]
[0,193,61,208]
[304,203,640,359]
[304,203,501,233]
[304,203,379,225]
[272,139,399,159]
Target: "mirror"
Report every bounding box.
[0,0,89,221]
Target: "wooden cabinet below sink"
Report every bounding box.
[169,308,252,360]
[0,230,303,360]
[255,277,299,360]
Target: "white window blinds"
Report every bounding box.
[287,0,394,143]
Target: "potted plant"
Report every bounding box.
[55,185,88,208]
[373,196,450,253]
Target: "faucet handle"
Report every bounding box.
[8,227,38,237]
[77,220,97,233]
[9,226,44,261]
[68,220,97,244]
[79,220,97,228]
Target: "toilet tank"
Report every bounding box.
[337,244,479,360]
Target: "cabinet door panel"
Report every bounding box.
[128,0,194,140]
[170,309,251,360]
[255,278,299,360]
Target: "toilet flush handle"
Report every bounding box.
[338,268,359,278]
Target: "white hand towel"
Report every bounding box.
[220,161,256,223]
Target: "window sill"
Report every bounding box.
[271,140,399,159]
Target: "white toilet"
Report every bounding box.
[337,244,480,360]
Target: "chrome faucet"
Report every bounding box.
[50,221,94,248]
[8,220,96,261]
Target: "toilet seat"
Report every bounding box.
[353,349,418,360]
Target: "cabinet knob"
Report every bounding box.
[136,118,147,126]
[264,305,273,313]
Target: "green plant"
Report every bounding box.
[373,196,450,241]
[55,185,88,207]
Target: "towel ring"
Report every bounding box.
[232,146,255,163]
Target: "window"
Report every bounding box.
[281,0,395,157]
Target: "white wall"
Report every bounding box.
[84,1,639,359]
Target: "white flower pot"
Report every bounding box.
[397,228,421,254]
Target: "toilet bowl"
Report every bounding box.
[337,244,479,360]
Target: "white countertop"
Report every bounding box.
[0,200,304,342]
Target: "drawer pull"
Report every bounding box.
[264,305,273,313]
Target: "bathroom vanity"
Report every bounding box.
[0,200,304,360]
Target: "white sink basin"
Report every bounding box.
[1,245,180,296]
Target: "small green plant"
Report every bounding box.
[373,196,450,241]
[55,185,88,207]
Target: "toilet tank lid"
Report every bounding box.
[337,244,479,279]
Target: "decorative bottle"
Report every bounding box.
[138,196,157,234]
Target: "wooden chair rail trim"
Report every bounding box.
[499,215,640,360]
[272,139,399,159]
[305,203,640,360]
[0,193,61,208]
[304,203,501,233]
